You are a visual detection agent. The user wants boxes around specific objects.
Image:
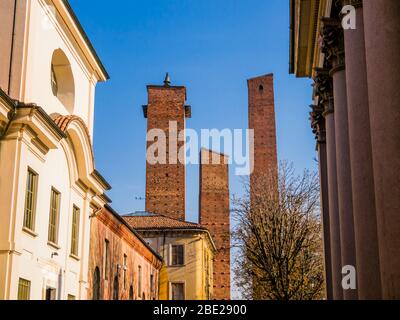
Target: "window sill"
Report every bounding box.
[22,227,38,238]
[168,264,185,268]
[47,241,61,250]
[69,254,80,261]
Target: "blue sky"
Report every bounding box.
[69,0,316,222]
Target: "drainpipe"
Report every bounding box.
[8,0,18,96]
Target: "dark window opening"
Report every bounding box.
[113,276,119,300]
[129,285,134,300]
[93,267,101,300]
[46,287,56,300]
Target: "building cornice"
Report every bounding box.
[136,228,217,253]
[290,0,334,78]
[320,17,345,75]
[54,0,109,81]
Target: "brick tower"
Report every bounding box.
[248,73,278,187]
[143,74,191,221]
[199,149,230,300]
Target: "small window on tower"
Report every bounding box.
[259,84,264,92]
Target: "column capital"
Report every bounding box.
[313,67,334,116]
[320,17,345,74]
[310,104,326,144]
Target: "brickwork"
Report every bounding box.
[199,149,230,300]
[248,74,278,188]
[144,84,190,221]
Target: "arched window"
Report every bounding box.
[129,285,134,300]
[113,276,119,300]
[51,49,75,113]
[92,267,101,300]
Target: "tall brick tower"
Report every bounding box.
[248,73,278,187]
[199,149,230,300]
[143,74,191,221]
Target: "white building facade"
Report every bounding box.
[0,0,109,300]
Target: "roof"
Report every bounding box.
[247,73,274,82]
[123,212,208,231]
[52,114,94,156]
[53,114,90,134]
[103,205,163,262]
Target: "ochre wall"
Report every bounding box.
[143,231,214,300]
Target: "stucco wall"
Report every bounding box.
[0,126,92,300]
[143,231,214,300]
[0,0,103,137]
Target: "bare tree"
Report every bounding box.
[233,161,325,300]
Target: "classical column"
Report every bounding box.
[313,68,342,300]
[342,0,381,299]
[310,103,333,300]
[321,17,357,300]
[363,0,400,299]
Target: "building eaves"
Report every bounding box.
[105,205,163,262]
[61,0,110,80]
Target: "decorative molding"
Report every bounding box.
[310,104,326,144]
[313,67,334,117]
[320,17,345,74]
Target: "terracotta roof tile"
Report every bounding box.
[52,114,94,160]
[52,114,91,136]
[123,213,206,231]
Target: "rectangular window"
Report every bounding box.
[70,206,80,256]
[123,254,127,289]
[45,287,56,300]
[150,274,154,296]
[48,188,61,244]
[171,245,184,266]
[138,266,142,297]
[18,278,31,300]
[171,283,185,300]
[104,239,109,280]
[23,169,38,231]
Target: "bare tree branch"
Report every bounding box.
[233,161,325,300]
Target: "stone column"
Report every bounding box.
[321,17,357,300]
[313,68,342,300]
[342,0,381,299]
[363,0,400,299]
[310,103,333,300]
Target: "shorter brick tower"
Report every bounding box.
[248,73,278,189]
[143,74,191,221]
[199,149,230,300]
